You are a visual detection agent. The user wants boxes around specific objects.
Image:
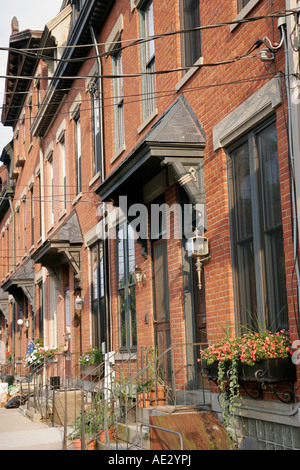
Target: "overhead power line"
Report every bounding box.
[0,8,294,70]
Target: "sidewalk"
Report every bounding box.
[0,407,68,450]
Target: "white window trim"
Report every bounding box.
[105,14,124,53]
[176,56,204,92]
[230,0,261,32]
[69,93,81,120]
[213,77,282,151]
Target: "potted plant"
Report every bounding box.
[200,329,296,446]
[70,411,98,450]
[24,343,58,372]
[6,349,12,363]
[94,399,115,442]
[79,347,104,377]
[136,380,152,408]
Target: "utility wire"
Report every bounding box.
[7,8,296,56]
[0,69,278,126]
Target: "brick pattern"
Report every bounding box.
[0,0,299,398]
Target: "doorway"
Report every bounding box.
[152,238,171,383]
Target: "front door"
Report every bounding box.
[152,238,171,382]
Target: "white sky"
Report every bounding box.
[0,1,63,151]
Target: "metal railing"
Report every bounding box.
[3,342,209,450]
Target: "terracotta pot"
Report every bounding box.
[72,437,97,450]
[87,439,97,450]
[150,384,166,406]
[137,392,151,407]
[98,428,114,442]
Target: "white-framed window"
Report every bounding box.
[89,80,102,176]
[112,43,125,153]
[180,0,201,69]
[60,137,66,213]
[74,112,82,195]
[139,0,156,121]
[117,223,137,350]
[227,118,288,333]
[237,0,250,13]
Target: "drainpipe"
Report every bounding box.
[281,14,300,333]
[90,24,105,181]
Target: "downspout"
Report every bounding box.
[281,18,300,334]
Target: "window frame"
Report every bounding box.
[91,240,107,349]
[74,111,82,196]
[89,80,102,176]
[180,0,201,69]
[116,223,137,351]
[112,43,125,154]
[227,118,288,333]
[139,0,156,122]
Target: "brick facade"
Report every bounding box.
[0,0,300,449]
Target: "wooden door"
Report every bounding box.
[153,239,171,382]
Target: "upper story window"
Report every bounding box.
[180,0,201,69]
[112,42,125,154]
[74,112,82,196]
[89,81,102,177]
[139,0,156,122]
[237,0,250,12]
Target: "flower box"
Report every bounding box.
[81,364,103,377]
[239,357,297,383]
[202,357,296,384]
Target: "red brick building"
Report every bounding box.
[1,0,300,449]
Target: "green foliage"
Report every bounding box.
[79,347,103,365]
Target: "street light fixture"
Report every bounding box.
[190,229,210,290]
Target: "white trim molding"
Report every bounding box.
[213,77,282,151]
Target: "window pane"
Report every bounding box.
[117,228,125,288]
[92,246,99,300]
[238,0,250,13]
[231,142,257,328]
[128,225,135,284]
[232,142,253,241]
[257,124,288,329]
[119,289,126,347]
[130,285,137,346]
[229,121,288,332]
[259,124,281,229]
[182,0,201,67]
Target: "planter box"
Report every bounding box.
[239,357,297,383]
[202,357,297,384]
[81,364,103,377]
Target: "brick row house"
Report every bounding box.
[1,0,300,448]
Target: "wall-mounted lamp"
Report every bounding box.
[25,319,30,329]
[17,319,23,326]
[133,266,146,287]
[190,229,210,290]
[74,294,83,311]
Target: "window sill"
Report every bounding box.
[176,57,203,91]
[138,109,158,134]
[27,142,33,154]
[230,0,261,32]
[110,145,126,165]
[89,172,101,187]
[59,209,66,220]
[72,192,82,206]
[29,245,34,253]
[47,225,53,234]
